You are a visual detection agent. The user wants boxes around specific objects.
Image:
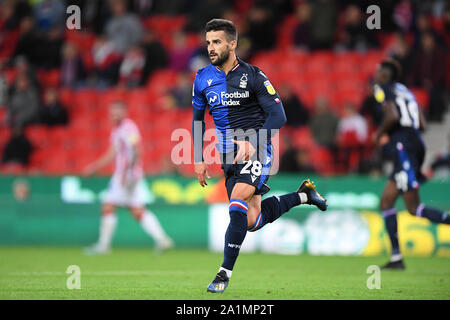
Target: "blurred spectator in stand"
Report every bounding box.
[337,103,368,172]
[39,87,69,127]
[12,178,30,201]
[91,35,122,88]
[189,32,210,72]
[184,0,229,33]
[360,80,383,127]
[309,96,338,150]
[32,0,65,33]
[168,71,192,109]
[408,31,447,122]
[337,102,368,144]
[388,33,412,84]
[128,0,154,16]
[429,133,450,180]
[71,0,111,34]
[443,5,450,47]
[104,0,143,54]
[279,83,309,127]
[293,1,312,50]
[0,0,33,31]
[393,0,413,32]
[310,0,337,50]
[7,74,39,129]
[358,148,383,177]
[118,45,145,88]
[13,13,63,69]
[12,16,44,67]
[0,0,21,31]
[243,5,277,54]
[140,30,168,85]
[412,12,445,48]
[336,4,379,51]
[1,127,33,166]
[60,42,86,88]
[280,136,316,173]
[40,26,63,69]
[11,55,40,92]
[0,60,8,107]
[169,32,194,72]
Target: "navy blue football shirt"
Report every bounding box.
[192,57,285,161]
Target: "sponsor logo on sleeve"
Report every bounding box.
[264,80,276,95]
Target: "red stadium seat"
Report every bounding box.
[410,88,429,110]
[25,126,50,149]
[71,90,98,113]
[291,127,317,150]
[147,70,179,93]
[37,69,60,88]
[309,147,334,174]
[65,30,96,53]
[360,50,385,79]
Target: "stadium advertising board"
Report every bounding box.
[0,175,448,256]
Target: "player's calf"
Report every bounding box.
[412,204,450,224]
[246,179,327,233]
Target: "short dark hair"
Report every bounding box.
[205,19,237,42]
[380,59,402,82]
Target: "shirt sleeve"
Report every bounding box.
[192,73,207,111]
[126,122,141,146]
[374,83,395,103]
[249,67,287,147]
[252,67,283,110]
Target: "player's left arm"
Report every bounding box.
[122,128,142,186]
[233,69,287,163]
[374,101,398,145]
[418,107,427,132]
[192,72,210,187]
[254,69,287,136]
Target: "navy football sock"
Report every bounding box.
[382,208,401,256]
[221,199,248,271]
[416,204,450,224]
[248,193,301,232]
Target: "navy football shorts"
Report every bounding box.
[388,141,426,193]
[220,144,273,200]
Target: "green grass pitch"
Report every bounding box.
[0,246,449,300]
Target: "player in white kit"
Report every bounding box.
[84,100,173,254]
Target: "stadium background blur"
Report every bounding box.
[0,0,448,176]
[0,0,449,300]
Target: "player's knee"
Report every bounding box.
[129,207,144,221]
[406,204,418,216]
[379,198,394,212]
[230,184,255,204]
[102,203,115,215]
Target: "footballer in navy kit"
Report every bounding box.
[192,19,327,293]
[373,59,450,270]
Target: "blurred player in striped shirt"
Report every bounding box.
[84,100,173,254]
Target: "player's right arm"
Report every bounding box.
[418,107,427,132]
[373,85,398,146]
[192,71,210,187]
[83,145,115,176]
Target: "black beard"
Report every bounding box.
[210,50,230,66]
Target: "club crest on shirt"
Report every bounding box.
[239,73,248,89]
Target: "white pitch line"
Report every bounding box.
[5,270,206,276]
